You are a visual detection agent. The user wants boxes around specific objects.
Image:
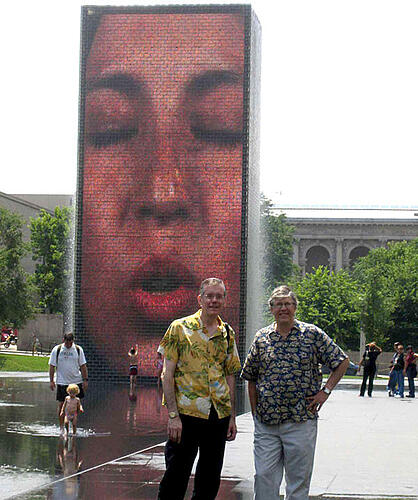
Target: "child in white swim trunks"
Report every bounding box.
[60,384,84,435]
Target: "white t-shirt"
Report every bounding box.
[49,344,87,385]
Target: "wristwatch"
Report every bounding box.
[322,387,332,396]
[168,411,179,419]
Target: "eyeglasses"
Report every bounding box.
[203,293,225,301]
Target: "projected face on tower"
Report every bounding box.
[80,12,245,375]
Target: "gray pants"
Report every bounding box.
[253,417,318,500]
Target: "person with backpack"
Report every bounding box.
[49,333,88,434]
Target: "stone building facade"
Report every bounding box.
[287,216,417,274]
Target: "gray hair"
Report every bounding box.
[199,278,226,296]
[268,285,298,307]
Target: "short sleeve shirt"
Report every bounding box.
[158,310,241,420]
[241,320,347,424]
[49,344,87,385]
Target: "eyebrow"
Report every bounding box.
[188,70,242,95]
[86,73,142,97]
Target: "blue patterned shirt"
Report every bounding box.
[241,320,347,424]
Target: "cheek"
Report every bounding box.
[197,150,242,224]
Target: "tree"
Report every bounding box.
[352,239,418,349]
[0,208,34,327]
[30,207,72,314]
[261,194,296,292]
[291,266,362,350]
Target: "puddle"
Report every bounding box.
[6,422,111,438]
[0,465,50,500]
[113,449,165,469]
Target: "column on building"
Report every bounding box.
[292,239,300,267]
[335,238,343,271]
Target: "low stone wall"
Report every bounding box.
[18,314,63,353]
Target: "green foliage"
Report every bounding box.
[291,266,362,350]
[261,194,296,292]
[352,239,418,349]
[0,353,49,372]
[30,207,72,314]
[0,208,35,328]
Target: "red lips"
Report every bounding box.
[129,256,198,322]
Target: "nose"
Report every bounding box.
[134,134,201,226]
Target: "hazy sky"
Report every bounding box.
[2,0,417,208]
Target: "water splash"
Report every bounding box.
[6,422,111,438]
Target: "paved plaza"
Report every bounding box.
[1,375,417,499]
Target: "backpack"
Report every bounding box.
[55,343,81,367]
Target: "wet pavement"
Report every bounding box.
[1,375,417,499]
[0,373,168,499]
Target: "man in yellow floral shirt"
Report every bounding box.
[157,277,241,500]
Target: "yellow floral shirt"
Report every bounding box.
[158,309,241,419]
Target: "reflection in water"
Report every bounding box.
[49,437,83,500]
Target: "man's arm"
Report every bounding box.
[80,364,88,392]
[161,358,182,443]
[307,357,349,412]
[248,381,257,415]
[49,365,56,391]
[226,374,237,441]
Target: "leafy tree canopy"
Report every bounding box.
[261,194,296,291]
[352,239,418,349]
[30,206,72,314]
[291,266,362,350]
[0,208,34,327]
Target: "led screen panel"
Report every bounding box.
[76,5,260,379]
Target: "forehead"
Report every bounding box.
[270,295,294,303]
[201,283,225,295]
[88,13,245,80]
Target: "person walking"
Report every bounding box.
[241,285,349,500]
[49,333,88,433]
[358,342,382,397]
[404,345,417,398]
[157,277,241,500]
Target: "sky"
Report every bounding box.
[2,0,417,210]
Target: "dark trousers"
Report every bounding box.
[406,366,416,397]
[360,366,376,396]
[158,407,229,500]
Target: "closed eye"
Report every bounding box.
[87,128,138,148]
[191,126,242,145]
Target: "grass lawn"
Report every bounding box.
[0,353,49,372]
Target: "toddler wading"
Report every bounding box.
[60,384,84,436]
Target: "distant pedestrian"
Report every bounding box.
[388,342,400,396]
[391,344,405,398]
[358,342,382,397]
[49,333,88,434]
[60,384,84,436]
[128,344,139,393]
[32,334,41,356]
[404,345,417,398]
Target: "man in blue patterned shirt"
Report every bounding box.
[241,285,349,500]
